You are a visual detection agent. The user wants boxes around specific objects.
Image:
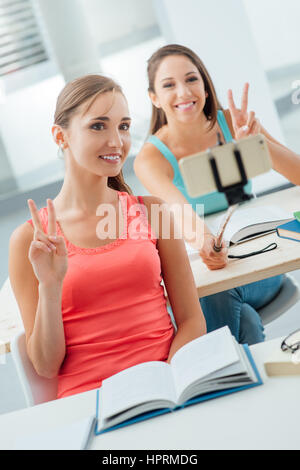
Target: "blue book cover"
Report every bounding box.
[277,219,300,242]
[94,344,263,436]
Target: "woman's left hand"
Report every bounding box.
[227,83,261,140]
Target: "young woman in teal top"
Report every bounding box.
[134,44,299,345]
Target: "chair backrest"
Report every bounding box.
[259,273,300,326]
[0,277,24,343]
[10,331,58,407]
[0,277,58,407]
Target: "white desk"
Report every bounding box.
[1,336,299,450]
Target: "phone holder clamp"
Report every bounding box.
[208,142,253,206]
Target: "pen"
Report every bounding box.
[213,204,239,252]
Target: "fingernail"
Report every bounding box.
[49,235,57,241]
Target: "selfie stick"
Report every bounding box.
[208,135,253,207]
[209,134,253,252]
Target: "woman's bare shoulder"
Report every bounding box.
[10,221,34,250]
[136,126,169,159]
[134,139,173,180]
[139,195,166,208]
[9,222,36,295]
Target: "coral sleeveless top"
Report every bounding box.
[28,192,174,399]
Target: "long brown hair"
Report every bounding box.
[147,44,222,135]
[54,74,132,194]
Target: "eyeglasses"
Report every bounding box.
[281,328,300,354]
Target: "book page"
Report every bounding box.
[170,327,240,403]
[100,361,176,423]
[207,205,292,242]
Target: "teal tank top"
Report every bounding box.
[147,110,252,216]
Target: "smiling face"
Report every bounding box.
[57,91,131,178]
[150,54,208,124]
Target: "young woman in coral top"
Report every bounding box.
[9,75,206,399]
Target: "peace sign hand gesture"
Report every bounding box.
[28,199,68,285]
[227,83,261,140]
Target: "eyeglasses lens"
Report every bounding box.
[284,329,300,352]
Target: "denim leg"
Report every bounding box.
[200,288,243,341]
[200,275,283,345]
[239,304,265,345]
[238,275,283,310]
[236,275,282,345]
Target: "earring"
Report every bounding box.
[57,142,65,159]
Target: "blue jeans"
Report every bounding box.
[200,275,283,345]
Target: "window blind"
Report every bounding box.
[0,0,48,77]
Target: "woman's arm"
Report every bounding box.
[260,126,300,186]
[226,83,300,185]
[134,144,228,270]
[142,196,206,362]
[9,200,68,378]
[225,107,300,185]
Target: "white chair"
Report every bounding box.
[0,277,57,407]
[0,277,23,346]
[259,273,300,325]
[10,331,58,407]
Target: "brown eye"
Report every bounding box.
[90,122,105,131]
[187,76,198,82]
[120,123,130,131]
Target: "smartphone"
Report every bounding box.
[178,134,272,198]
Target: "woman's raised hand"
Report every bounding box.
[28,199,68,285]
[227,83,261,140]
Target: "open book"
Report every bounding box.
[206,205,293,245]
[94,327,262,434]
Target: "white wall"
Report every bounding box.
[0,75,64,185]
[83,0,157,45]
[153,0,284,142]
[34,0,101,81]
[101,37,165,142]
[243,0,300,71]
